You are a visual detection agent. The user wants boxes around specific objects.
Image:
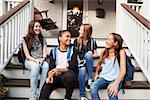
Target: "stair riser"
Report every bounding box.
[2,70,147,81]
[6,87,150,99]
[10,54,139,67]
[45,38,127,47]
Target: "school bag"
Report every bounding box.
[18,36,44,66]
[18,37,26,65]
[117,54,134,94]
[53,45,72,64]
[79,38,95,52]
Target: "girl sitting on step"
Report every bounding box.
[73,24,98,100]
[39,30,78,100]
[23,20,49,100]
[90,33,126,100]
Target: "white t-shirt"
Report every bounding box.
[55,48,70,68]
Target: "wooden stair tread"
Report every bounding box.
[5,63,141,72]
[3,79,150,89]
[3,79,30,87]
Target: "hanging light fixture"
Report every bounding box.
[72,6,80,14]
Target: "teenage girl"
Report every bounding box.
[74,24,98,100]
[90,33,126,100]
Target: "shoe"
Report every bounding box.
[80,96,88,100]
[36,89,41,99]
[78,60,86,67]
[85,79,93,91]
[29,95,36,100]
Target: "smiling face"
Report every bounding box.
[59,31,71,46]
[105,34,118,49]
[33,22,41,34]
[78,25,84,38]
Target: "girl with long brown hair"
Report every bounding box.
[90,33,126,100]
[23,20,49,100]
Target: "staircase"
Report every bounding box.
[1,37,150,100]
[0,0,150,100]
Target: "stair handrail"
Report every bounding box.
[0,0,34,73]
[118,3,150,83]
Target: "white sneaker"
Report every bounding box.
[80,96,88,100]
[29,95,36,100]
[36,89,41,99]
[85,79,93,91]
[88,79,93,85]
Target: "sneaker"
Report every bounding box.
[78,60,86,67]
[85,79,93,91]
[29,95,36,100]
[36,89,41,99]
[80,96,88,100]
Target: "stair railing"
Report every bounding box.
[0,0,34,73]
[118,3,150,83]
[127,2,143,13]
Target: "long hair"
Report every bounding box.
[98,33,123,65]
[78,24,93,44]
[26,20,42,49]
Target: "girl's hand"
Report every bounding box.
[46,77,53,84]
[34,59,41,66]
[107,83,119,97]
[50,68,61,76]
[38,58,45,66]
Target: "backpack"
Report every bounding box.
[18,37,26,65]
[79,38,95,52]
[53,45,72,65]
[117,54,134,94]
[18,36,44,65]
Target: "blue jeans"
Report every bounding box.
[78,51,93,97]
[25,59,49,97]
[90,77,122,100]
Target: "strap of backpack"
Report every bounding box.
[53,47,57,64]
[91,38,95,51]
[67,45,72,64]
[53,45,72,65]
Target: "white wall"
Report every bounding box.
[88,0,116,38]
[0,0,6,16]
[34,0,63,37]
[140,0,150,21]
[34,0,116,38]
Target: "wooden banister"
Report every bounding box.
[121,3,150,30]
[0,0,30,25]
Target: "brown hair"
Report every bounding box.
[98,33,123,65]
[26,20,42,49]
[78,24,93,44]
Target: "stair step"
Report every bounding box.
[3,66,146,81]
[5,63,141,71]
[3,78,150,89]
[3,79,150,99]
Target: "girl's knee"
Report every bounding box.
[42,62,49,69]
[84,51,93,57]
